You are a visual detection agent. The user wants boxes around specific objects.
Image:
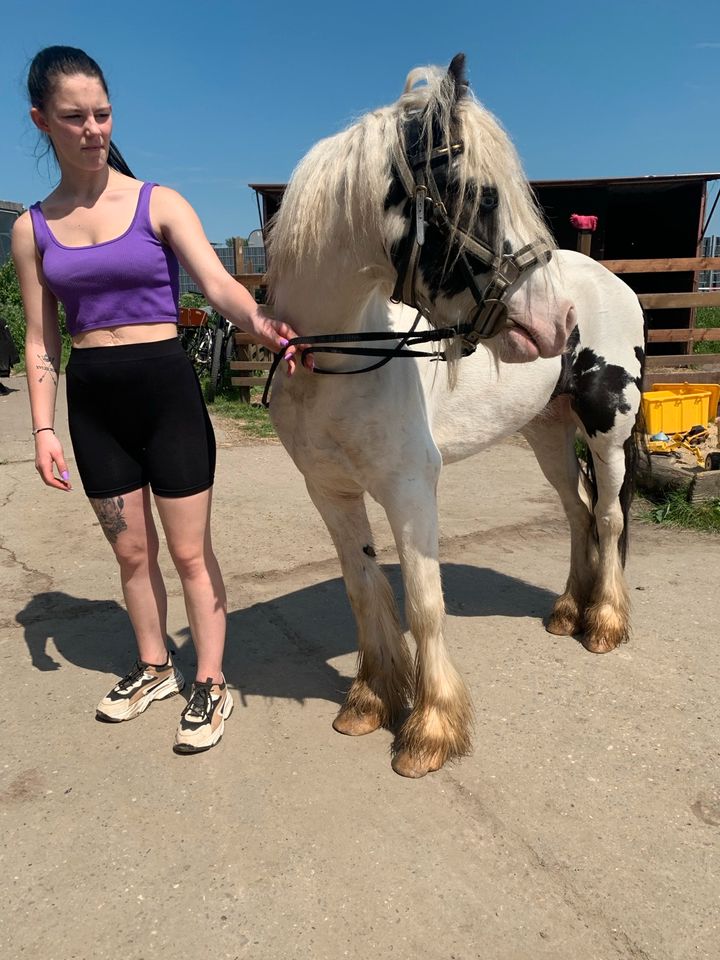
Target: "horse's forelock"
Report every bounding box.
[268,60,554,289]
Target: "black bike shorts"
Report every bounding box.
[65,338,216,500]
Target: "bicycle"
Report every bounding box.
[178,297,236,402]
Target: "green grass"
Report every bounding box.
[639,488,720,533]
[207,386,277,439]
[694,305,720,354]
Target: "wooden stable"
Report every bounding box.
[232,174,720,398]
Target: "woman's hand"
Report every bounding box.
[34,431,72,491]
[252,308,313,376]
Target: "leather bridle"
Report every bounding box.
[261,109,554,406]
[389,112,553,354]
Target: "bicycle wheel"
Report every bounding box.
[182,325,213,378]
[207,323,226,402]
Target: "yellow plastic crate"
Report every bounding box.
[642,389,711,435]
[650,382,720,425]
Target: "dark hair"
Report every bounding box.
[28,45,135,177]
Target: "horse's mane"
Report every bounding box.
[267,64,555,285]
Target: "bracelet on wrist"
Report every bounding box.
[32,427,55,437]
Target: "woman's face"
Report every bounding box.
[31,73,113,174]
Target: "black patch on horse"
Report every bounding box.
[553,331,643,438]
[551,325,580,399]
[571,347,637,437]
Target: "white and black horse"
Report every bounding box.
[265,54,645,777]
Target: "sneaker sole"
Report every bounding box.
[173,692,234,754]
[96,671,186,723]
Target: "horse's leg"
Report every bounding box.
[376,476,473,778]
[521,402,598,637]
[305,480,413,735]
[581,428,635,654]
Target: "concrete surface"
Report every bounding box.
[1,373,719,960]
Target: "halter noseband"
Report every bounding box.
[389,113,552,354]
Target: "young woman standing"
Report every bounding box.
[12,46,303,754]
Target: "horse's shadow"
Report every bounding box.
[16,563,557,706]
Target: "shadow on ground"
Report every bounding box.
[16,563,557,706]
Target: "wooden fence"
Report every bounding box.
[598,256,720,360]
[231,258,720,397]
[230,274,271,399]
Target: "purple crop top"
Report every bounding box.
[29,182,179,337]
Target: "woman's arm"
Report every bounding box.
[152,187,302,363]
[11,213,72,490]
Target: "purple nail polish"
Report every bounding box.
[61,470,69,481]
[279,337,289,347]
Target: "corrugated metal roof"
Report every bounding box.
[532,173,720,187]
[251,174,720,197]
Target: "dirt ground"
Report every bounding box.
[1,373,719,960]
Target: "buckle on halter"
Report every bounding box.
[466,298,508,343]
[414,186,428,246]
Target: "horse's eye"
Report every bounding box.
[480,187,498,211]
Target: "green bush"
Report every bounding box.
[0,257,72,369]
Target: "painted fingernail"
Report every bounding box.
[279,337,289,346]
[61,470,70,481]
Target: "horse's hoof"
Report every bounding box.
[391,749,444,778]
[546,596,582,636]
[546,613,581,637]
[582,604,629,653]
[332,708,383,736]
[581,633,625,655]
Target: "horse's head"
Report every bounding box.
[384,54,574,362]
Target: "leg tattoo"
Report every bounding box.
[92,496,128,544]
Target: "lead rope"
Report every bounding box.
[261,311,471,407]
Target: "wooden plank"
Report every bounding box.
[690,469,720,504]
[230,376,269,387]
[637,456,696,495]
[233,332,272,347]
[646,328,720,343]
[643,371,720,393]
[229,361,273,371]
[600,257,720,273]
[638,291,720,309]
[232,273,267,284]
[646,354,720,369]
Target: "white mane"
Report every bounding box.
[267,64,555,287]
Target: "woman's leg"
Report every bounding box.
[90,485,169,665]
[153,487,227,683]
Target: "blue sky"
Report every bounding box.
[3,0,719,242]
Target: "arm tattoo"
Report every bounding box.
[91,496,128,545]
[36,352,58,386]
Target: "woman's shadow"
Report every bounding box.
[16,563,557,706]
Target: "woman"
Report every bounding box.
[12,46,303,754]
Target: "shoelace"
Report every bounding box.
[117,660,147,691]
[183,682,212,721]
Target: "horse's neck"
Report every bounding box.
[273,255,393,335]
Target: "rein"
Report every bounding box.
[261,311,471,407]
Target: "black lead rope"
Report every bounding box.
[261,311,471,407]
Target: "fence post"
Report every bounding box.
[570,213,598,257]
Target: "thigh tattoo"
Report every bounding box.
[91,496,128,544]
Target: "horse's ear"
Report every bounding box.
[447,53,469,101]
